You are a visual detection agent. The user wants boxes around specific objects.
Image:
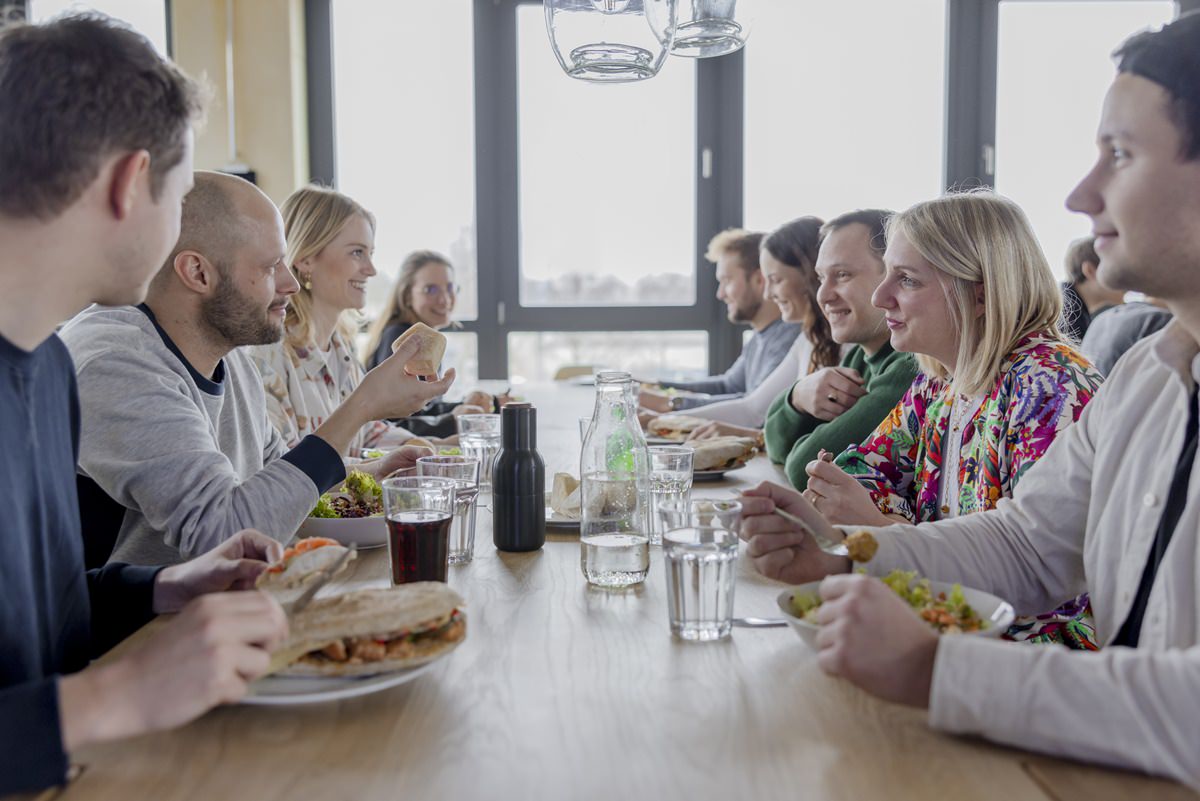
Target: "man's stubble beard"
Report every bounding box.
[200,277,283,348]
[730,295,762,324]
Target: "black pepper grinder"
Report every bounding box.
[492,402,545,552]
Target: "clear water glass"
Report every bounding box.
[648,445,693,546]
[416,455,481,565]
[457,413,501,490]
[656,498,742,537]
[663,526,738,642]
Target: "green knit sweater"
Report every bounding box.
[764,343,918,490]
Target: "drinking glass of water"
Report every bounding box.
[656,498,741,538]
[663,526,738,641]
[456,413,501,490]
[416,455,481,565]
[648,445,693,545]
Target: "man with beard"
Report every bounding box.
[61,172,454,565]
[764,210,917,490]
[639,228,800,413]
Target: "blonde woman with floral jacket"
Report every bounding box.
[802,192,1104,647]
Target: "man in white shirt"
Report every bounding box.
[738,12,1200,788]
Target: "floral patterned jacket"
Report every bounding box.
[836,333,1104,522]
[248,329,412,457]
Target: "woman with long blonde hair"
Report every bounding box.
[248,185,434,472]
[803,190,1104,647]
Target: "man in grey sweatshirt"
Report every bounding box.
[61,172,454,566]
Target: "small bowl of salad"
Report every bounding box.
[297,470,388,549]
[775,570,1016,651]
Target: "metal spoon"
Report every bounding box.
[727,491,848,557]
[732,616,789,628]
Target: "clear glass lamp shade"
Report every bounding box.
[670,0,754,58]
[544,0,680,83]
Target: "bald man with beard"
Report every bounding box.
[61,171,454,566]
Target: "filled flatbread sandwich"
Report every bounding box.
[647,414,706,441]
[269,583,467,677]
[689,436,758,471]
[256,537,355,605]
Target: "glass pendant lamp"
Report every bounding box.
[544,0,679,83]
[670,0,754,58]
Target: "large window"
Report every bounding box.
[332,0,478,323]
[994,1,1175,278]
[743,1,947,230]
[312,0,1189,379]
[29,0,168,54]
[515,4,697,307]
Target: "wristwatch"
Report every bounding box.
[668,395,685,412]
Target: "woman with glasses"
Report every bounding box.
[364,250,460,371]
[363,250,498,437]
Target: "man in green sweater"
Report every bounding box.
[764,210,918,490]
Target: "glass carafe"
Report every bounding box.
[580,371,651,587]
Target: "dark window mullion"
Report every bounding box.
[944,0,999,191]
[696,48,745,375]
[473,0,520,378]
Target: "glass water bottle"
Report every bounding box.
[580,371,651,587]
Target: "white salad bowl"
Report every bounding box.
[297,515,388,549]
[775,579,1017,651]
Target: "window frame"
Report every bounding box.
[943,0,1190,190]
[308,0,742,379]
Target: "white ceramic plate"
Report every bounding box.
[297,515,388,549]
[692,463,749,482]
[241,660,439,706]
[775,580,1016,650]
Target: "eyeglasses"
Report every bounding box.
[418,283,460,298]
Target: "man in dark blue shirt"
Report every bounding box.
[0,15,292,795]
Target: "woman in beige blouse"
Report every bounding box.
[249,186,438,476]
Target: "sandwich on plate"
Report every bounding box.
[688,436,758,471]
[269,583,467,677]
[647,414,706,441]
[256,537,356,605]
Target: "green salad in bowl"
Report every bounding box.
[777,570,1015,649]
[309,470,382,519]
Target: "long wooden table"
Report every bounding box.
[39,383,1195,801]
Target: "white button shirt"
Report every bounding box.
[862,322,1200,788]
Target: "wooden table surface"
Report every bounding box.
[40,382,1193,801]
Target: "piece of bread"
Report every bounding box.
[391,322,447,376]
[549,473,581,519]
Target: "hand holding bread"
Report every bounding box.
[356,326,456,422]
[391,322,447,378]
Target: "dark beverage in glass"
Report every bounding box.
[386,510,452,584]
